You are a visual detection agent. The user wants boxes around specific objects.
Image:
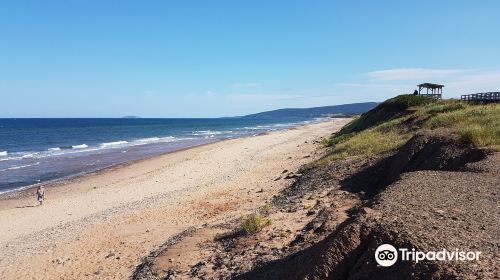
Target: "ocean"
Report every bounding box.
[0,117,320,194]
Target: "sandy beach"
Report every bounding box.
[0,119,350,280]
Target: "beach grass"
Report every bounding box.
[425,103,500,147]
[321,95,500,164]
[240,213,271,235]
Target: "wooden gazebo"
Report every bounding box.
[417,83,444,99]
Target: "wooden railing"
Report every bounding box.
[461,92,500,103]
[419,93,442,99]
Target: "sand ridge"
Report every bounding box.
[0,119,350,280]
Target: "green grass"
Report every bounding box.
[416,99,466,115]
[320,127,411,163]
[390,94,435,107]
[240,213,271,235]
[425,103,500,147]
[328,95,433,144]
[321,96,500,164]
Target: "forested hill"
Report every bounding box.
[241,102,378,119]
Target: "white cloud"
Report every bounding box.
[225,93,305,101]
[445,71,500,95]
[335,83,402,89]
[337,68,500,98]
[366,68,471,81]
[231,83,261,88]
[184,90,218,99]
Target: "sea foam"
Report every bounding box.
[0,162,40,172]
[135,137,161,142]
[132,136,176,145]
[101,141,128,148]
[72,144,88,149]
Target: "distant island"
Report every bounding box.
[122,116,141,119]
[240,102,378,119]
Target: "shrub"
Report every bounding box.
[240,213,271,235]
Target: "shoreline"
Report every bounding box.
[0,119,323,200]
[0,140,221,200]
[0,118,328,198]
[0,119,351,280]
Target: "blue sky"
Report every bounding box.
[1,1,499,117]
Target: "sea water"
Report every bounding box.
[0,117,321,194]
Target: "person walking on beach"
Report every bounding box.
[36,186,45,206]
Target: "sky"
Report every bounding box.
[1,0,499,117]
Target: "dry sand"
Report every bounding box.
[0,119,350,280]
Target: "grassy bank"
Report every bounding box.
[321,95,500,163]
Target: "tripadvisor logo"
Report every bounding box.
[375,244,398,267]
[374,244,481,267]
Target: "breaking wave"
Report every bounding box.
[100,141,128,148]
[72,144,89,149]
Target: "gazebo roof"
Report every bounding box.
[418,83,444,89]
